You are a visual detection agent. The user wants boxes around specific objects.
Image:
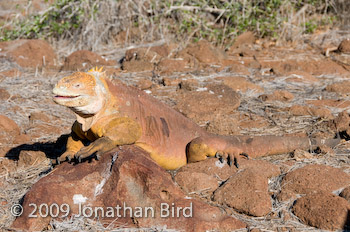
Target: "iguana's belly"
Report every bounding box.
[75,115,188,169]
[134,115,203,170]
[135,142,187,170]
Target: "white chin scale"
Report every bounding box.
[74,96,104,114]
[73,85,105,115]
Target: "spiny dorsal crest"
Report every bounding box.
[87,66,113,82]
[88,66,104,73]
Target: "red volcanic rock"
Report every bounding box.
[0,115,20,135]
[326,80,350,96]
[157,58,188,74]
[338,38,350,54]
[259,90,294,102]
[214,168,272,217]
[184,40,227,64]
[340,186,350,203]
[278,164,350,201]
[63,50,115,71]
[175,171,219,195]
[175,83,240,119]
[293,192,350,230]
[11,145,246,231]
[216,76,263,93]
[177,157,237,181]
[0,39,57,68]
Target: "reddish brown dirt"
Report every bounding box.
[183,39,227,64]
[230,31,256,49]
[174,83,240,122]
[0,88,10,100]
[259,90,294,102]
[285,70,318,83]
[63,50,116,71]
[292,192,350,230]
[0,39,57,68]
[327,80,350,96]
[338,38,350,54]
[0,68,22,78]
[306,99,350,108]
[177,158,237,181]
[157,58,188,74]
[1,34,350,231]
[340,186,350,202]
[216,76,263,93]
[288,105,334,119]
[213,168,272,217]
[175,171,219,195]
[278,164,350,201]
[12,146,246,231]
[0,115,30,156]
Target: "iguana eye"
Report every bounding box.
[74,84,82,88]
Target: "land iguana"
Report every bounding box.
[52,67,339,170]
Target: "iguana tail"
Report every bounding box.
[227,135,340,158]
[187,134,340,163]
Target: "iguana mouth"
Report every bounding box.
[54,95,80,99]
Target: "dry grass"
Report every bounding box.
[0,158,51,230]
[0,0,346,51]
[1,75,349,232]
[1,40,350,230]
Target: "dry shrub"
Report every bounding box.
[331,0,350,29]
[0,0,342,50]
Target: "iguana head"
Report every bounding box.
[53,67,108,115]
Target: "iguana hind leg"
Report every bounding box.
[187,135,248,166]
[187,134,340,167]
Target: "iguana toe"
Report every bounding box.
[230,152,250,168]
[215,151,228,160]
[52,158,60,165]
[75,151,90,161]
[215,151,238,167]
[215,151,228,162]
[58,151,75,163]
[241,153,249,159]
[227,152,237,167]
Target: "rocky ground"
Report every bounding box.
[0,30,350,231]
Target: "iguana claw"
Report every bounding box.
[215,151,249,168]
[74,137,117,161]
[58,151,75,163]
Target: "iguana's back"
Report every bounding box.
[105,79,206,168]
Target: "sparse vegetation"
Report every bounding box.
[0,0,344,49]
[1,1,350,232]
[1,0,89,40]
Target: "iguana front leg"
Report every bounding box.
[74,117,142,161]
[74,137,118,161]
[58,132,84,163]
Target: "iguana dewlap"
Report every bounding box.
[53,68,338,170]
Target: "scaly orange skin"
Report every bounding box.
[53,68,205,169]
[53,68,339,170]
